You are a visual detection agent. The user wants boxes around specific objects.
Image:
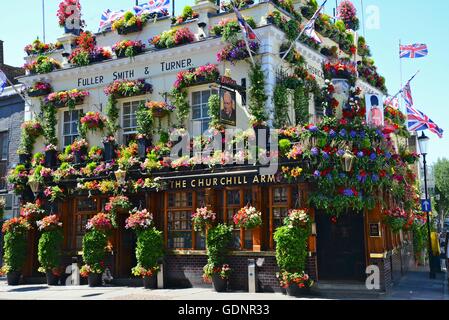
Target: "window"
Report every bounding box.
[218,187,256,250]
[166,191,206,250]
[0,131,8,190]
[62,110,82,148]
[122,100,145,145]
[269,185,301,249]
[191,89,217,136]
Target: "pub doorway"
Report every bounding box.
[116,213,137,278]
[315,211,366,281]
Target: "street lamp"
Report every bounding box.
[418,132,436,279]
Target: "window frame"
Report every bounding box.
[72,196,101,251]
[121,99,146,145]
[61,108,83,149]
[190,88,218,136]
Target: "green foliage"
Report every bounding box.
[105,96,120,136]
[293,84,309,125]
[182,5,193,19]
[248,63,268,124]
[206,224,233,267]
[3,230,28,272]
[41,103,58,146]
[38,229,63,272]
[170,88,190,128]
[274,224,310,273]
[136,101,153,137]
[82,229,108,273]
[208,94,221,130]
[279,139,292,156]
[273,84,289,128]
[135,227,164,270]
[335,20,347,33]
[412,222,428,256]
[434,158,449,215]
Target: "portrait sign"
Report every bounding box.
[331,79,350,119]
[365,94,384,127]
[220,88,237,126]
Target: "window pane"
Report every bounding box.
[192,92,201,105]
[63,123,71,135]
[202,90,211,104]
[64,111,70,122]
[71,122,79,133]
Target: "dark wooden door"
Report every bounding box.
[117,214,137,278]
[316,211,366,281]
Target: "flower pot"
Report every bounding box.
[117,24,143,35]
[103,142,116,162]
[45,150,57,168]
[74,149,87,164]
[28,88,52,97]
[137,138,150,159]
[143,275,157,289]
[285,284,311,297]
[88,273,102,287]
[19,153,31,165]
[212,274,228,292]
[116,47,143,59]
[7,272,21,286]
[152,108,168,118]
[46,271,60,286]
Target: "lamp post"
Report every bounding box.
[418,132,436,279]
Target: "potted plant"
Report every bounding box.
[171,6,199,25]
[104,79,153,99]
[43,186,65,204]
[125,209,164,289]
[28,82,52,97]
[80,112,107,135]
[145,101,175,118]
[104,195,131,228]
[274,209,313,296]
[24,39,63,56]
[102,136,116,162]
[81,212,113,287]
[217,40,259,65]
[113,40,145,58]
[24,56,62,75]
[150,27,196,49]
[233,206,262,251]
[45,89,90,110]
[57,0,85,35]
[68,47,112,66]
[70,138,89,164]
[112,11,151,35]
[136,102,154,159]
[192,207,217,234]
[202,224,233,292]
[44,144,58,168]
[36,215,63,286]
[0,217,31,285]
[383,207,408,233]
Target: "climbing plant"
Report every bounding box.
[273,83,289,128]
[248,63,268,126]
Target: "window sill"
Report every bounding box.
[167,250,275,257]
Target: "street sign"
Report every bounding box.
[421,199,432,212]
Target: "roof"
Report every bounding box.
[0,63,24,85]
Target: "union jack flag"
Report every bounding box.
[134,0,170,16]
[401,82,414,108]
[384,96,399,109]
[400,44,428,59]
[98,9,125,32]
[233,6,259,41]
[407,105,444,138]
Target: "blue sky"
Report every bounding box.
[0,0,448,164]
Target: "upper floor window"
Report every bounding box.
[62,109,82,148]
[122,100,144,145]
[191,89,217,136]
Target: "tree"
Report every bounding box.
[433,158,449,219]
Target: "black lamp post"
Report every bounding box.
[418,131,436,279]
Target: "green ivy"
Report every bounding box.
[134,227,164,270]
[274,223,310,273]
[41,102,58,146]
[82,229,108,273]
[38,229,63,273]
[170,88,190,128]
[208,94,221,130]
[205,224,233,267]
[273,84,289,128]
[136,101,153,137]
[293,84,310,125]
[105,96,120,136]
[248,63,268,124]
[3,230,28,272]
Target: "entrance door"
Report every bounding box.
[316,211,366,281]
[117,214,137,278]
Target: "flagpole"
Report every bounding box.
[399,39,404,113]
[3,77,32,108]
[42,0,46,43]
[392,70,420,99]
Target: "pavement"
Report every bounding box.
[0,266,447,300]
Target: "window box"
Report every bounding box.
[28,88,52,97]
[117,24,143,35]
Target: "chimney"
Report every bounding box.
[0,40,3,65]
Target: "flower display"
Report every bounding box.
[113,40,145,58]
[151,27,195,49]
[191,207,217,232]
[383,207,408,233]
[278,271,314,289]
[68,47,112,66]
[70,138,88,153]
[171,6,199,25]
[233,206,262,230]
[323,60,357,82]
[173,64,220,90]
[86,212,113,231]
[217,40,259,64]
[36,215,62,232]
[112,11,151,34]
[24,56,62,75]
[104,79,153,98]
[2,217,31,234]
[57,0,83,28]
[24,39,62,56]
[221,0,253,11]
[337,0,359,30]
[203,264,232,282]
[20,201,45,223]
[21,120,43,138]
[45,89,89,108]
[28,82,52,97]
[284,209,309,228]
[80,112,107,132]
[145,101,176,117]
[125,209,154,230]
[44,186,65,203]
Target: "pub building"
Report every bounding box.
[13,0,415,293]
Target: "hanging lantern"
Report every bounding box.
[114,168,127,185]
[341,148,355,172]
[28,179,41,194]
